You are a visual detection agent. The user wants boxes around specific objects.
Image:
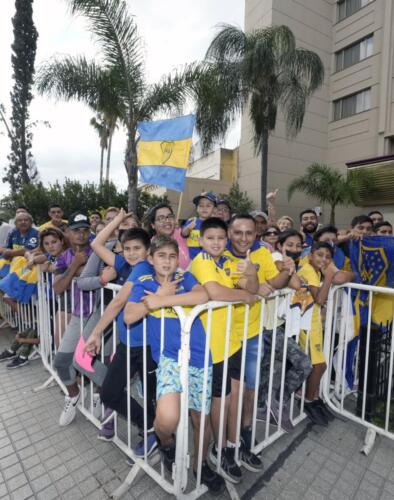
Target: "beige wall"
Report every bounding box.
[166,177,232,220]
[239,0,394,228]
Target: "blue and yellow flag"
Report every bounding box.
[0,256,38,304]
[137,114,195,192]
[350,236,394,331]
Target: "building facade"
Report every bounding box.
[239,0,394,226]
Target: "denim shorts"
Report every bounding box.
[244,334,264,389]
[156,355,212,415]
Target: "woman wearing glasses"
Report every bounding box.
[148,203,190,270]
[262,226,280,251]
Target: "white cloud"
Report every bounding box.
[0,0,244,199]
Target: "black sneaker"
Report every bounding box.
[315,398,335,422]
[0,350,16,362]
[193,461,225,496]
[209,446,242,484]
[239,444,263,472]
[304,400,328,426]
[6,356,28,369]
[240,426,263,472]
[159,442,176,474]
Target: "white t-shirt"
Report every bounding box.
[0,222,13,248]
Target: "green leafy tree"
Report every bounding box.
[194,24,324,210]
[5,0,39,194]
[0,179,167,225]
[220,182,253,214]
[36,0,196,212]
[287,163,375,225]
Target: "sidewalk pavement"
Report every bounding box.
[1,326,394,500]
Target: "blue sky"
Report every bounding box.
[0,0,244,197]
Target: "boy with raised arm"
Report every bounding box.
[124,236,224,495]
[191,217,258,484]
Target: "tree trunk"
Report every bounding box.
[99,146,104,187]
[330,204,336,226]
[20,118,29,184]
[125,131,138,213]
[105,130,113,183]
[260,129,269,211]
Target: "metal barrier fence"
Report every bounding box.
[322,283,394,454]
[3,271,394,493]
[30,272,311,499]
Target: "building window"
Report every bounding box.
[335,35,373,71]
[333,88,371,120]
[337,0,373,22]
[386,137,394,155]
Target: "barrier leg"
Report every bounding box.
[110,464,143,499]
[32,374,59,392]
[360,428,376,455]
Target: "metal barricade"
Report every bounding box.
[31,271,312,499]
[322,282,394,452]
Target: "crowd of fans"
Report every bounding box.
[0,192,392,494]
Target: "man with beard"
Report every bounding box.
[299,209,319,247]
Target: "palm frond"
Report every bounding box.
[138,62,201,121]
[205,24,247,63]
[68,0,144,103]
[194,62,245,153]
[37,56,106,107]
[36,56,126,120]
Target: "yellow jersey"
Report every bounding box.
[191,250,241,363]
[224,242,279,340]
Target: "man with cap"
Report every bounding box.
[250,210,269,241]
[181,191,217,259]
[53,212,94,426]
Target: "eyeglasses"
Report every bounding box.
[217,207,230,213]
[265,231,279,236]
[155,214,175,223]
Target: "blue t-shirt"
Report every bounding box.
[182,217,204,259]
[117,260,154,347]
[114,254,132,286]
[7,227,39,250]
[129,271,209,368]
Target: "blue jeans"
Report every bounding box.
[244,334,264,389]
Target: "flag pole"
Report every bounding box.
[176,190,184,222]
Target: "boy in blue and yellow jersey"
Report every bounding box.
[300,225,349,271]
[224,215,293,461]
[298,241,354,426]
[84,227,158,456]
[191,218,258,484]
[181,191,217,259]
[124,236,224,495]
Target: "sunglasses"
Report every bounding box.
[265,231,279,236]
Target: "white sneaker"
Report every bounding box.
[59,394,80,426]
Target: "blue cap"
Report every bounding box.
[192,191,217,206]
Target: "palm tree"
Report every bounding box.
[105,113,117,183]
[288,163,375,225]
[90,114,109,186]
[36,0,196,211]
[194,24,325,210]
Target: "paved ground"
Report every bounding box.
[2,326,394,499]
